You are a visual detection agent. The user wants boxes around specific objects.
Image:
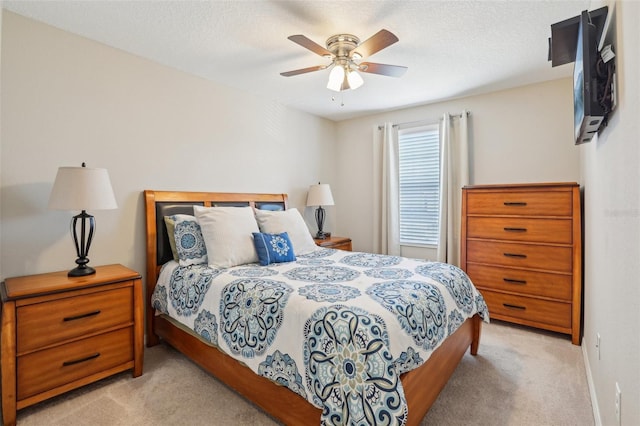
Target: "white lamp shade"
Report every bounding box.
[327,65,345,92]
[48,166,117,211]
[306,184,335,207]
[347,70,364,90]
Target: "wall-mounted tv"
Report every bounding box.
[573,10,606,144]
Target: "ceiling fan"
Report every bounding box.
[280,29,407,92]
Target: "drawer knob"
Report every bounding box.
[503,227,527,232]
[503,202,527,206]
[503,278,527,285]
[503,303,526,311]
[62,352,101,367]
[63,310,101,322]
[503,252,527,258]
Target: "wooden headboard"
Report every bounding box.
[143,190,288,344]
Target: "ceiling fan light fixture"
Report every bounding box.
[347,69,364,90]
[282,30,406,92]
[327,64,345,91]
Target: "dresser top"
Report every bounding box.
[463,182,579,190]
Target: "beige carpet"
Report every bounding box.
[15,321,593,425]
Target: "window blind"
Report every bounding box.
[398,124,440,246]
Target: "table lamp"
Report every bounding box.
[48,163,117,276]
[306,183,334,239]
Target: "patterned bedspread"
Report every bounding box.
[151,248,489,425]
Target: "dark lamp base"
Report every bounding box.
[68,265,96,277]
[315,232,331,239]
[69,210,97,278]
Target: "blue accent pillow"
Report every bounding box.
[252,232,296,266]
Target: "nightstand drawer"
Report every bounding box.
[314,236,352,251]
[467,217,572,244]
[17,286,133,354]
[325,241,352,251]
[466,240,572,272]
[17,327,133,400]
[466,191,572,216]
[466,264,572,300]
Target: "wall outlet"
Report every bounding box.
[615,382,621,425]
[596,333,601,360]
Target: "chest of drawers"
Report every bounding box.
[0,264,144,425]
[461,183,582,344]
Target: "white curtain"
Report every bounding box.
[437,111,469,266]
[372,123,401,255]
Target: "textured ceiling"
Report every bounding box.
[3,0,591,121]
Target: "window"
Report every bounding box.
[398,124,440,246]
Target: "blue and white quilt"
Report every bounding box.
[151,248,489,425]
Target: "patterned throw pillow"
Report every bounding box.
[252,232,296,266]
[171,214,208,266]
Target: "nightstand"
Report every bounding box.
[314,236,352,251]
[0,264,144,425]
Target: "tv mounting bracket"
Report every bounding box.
[548,6,608,67]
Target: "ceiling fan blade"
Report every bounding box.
[288,35,333,57]
[353,29,399,58]
[359,62,407,78]
[280,65,328,77]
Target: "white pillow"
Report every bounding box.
[194,206,260,268]
[254,208,318,255]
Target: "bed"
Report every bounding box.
[144,190,488,425]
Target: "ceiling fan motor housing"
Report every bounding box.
[326,34,360,59]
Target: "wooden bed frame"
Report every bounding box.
[144,190,482,425]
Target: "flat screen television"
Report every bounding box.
[573,10,606,144]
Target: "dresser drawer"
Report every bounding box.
[466,191,572,216]
[482,290,571,329]
[466,264,572,300]
[17,286,133,354]
[467,240,572,272]
[17,327,133,400]
[467,217,572,244]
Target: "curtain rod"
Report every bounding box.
[377,110,470,130]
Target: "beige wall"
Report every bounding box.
[334,78,578,254]
[580,1,640,425]
[0,12,337,280]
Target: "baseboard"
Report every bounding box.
[582,343,602,426]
